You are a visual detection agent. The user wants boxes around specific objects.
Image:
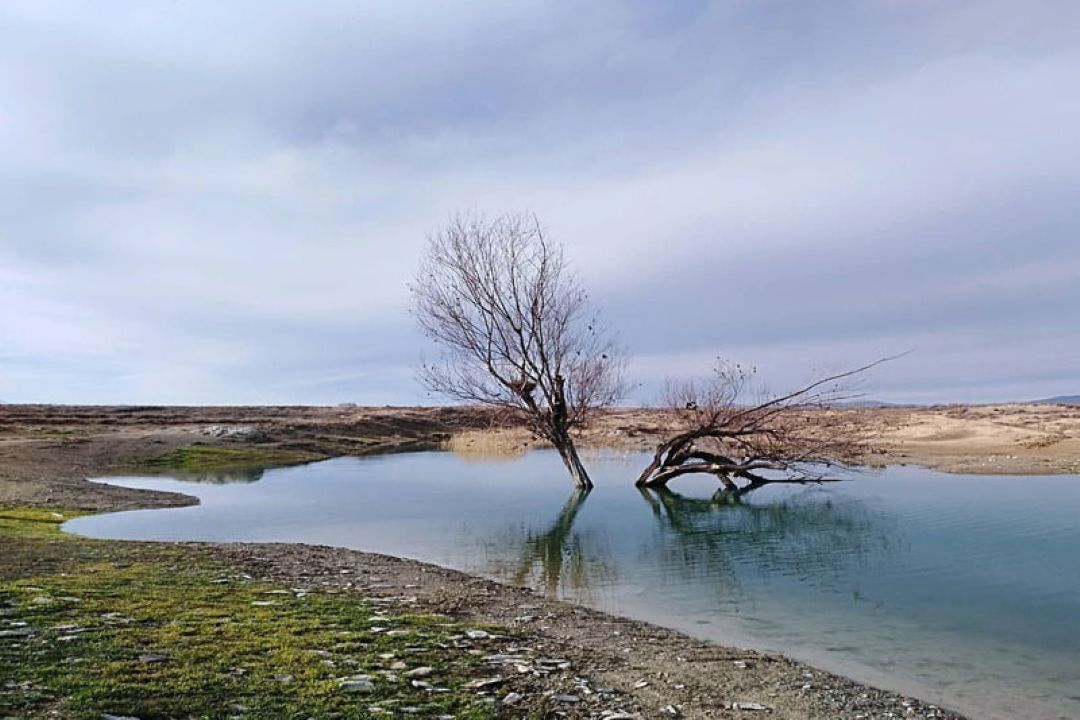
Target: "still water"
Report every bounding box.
[66,451,1080,720]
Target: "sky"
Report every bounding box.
[1,0,1078,406]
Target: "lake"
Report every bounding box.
[65,450,1080,720]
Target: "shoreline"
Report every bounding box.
[5,403,1080,718]
[69,462,1069,720]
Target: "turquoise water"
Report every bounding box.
[66,451,1080,720]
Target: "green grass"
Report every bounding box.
[0,509,496,719]
[0,507,92,538]
[139,445,322,472]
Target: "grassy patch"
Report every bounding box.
[0,509,495,720]
[0,507,91,539]
[139,445,322,472]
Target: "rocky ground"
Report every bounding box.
[4,402,1079,718]
[214,541,964,720]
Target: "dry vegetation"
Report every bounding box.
[452,404,1080,476]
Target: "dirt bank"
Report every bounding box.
[0,404,483,510]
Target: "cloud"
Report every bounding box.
[1,1,1077,404]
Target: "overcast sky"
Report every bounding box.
[1,1,1078,405]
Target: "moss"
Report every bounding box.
[139,445,322,472]
[0,507,91,538]
[0,509,495,720]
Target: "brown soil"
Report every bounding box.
[5,402,1079,719]
[0,404,483,510]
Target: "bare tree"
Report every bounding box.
[411,212,625,488]
[636,358,895,494]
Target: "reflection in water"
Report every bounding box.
[155,467,268,484]
[510,489,615,596]
[485,482,896,606]
[66,452,1080,720]
[639,487,898,596]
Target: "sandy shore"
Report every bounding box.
[3,402,1079,718]
[450,403,1080,476]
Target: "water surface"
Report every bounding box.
[66,451,1080,720]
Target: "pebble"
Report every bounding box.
[0,628,33,638]
[732,701,770,711]
[340,675,376,693]
[483,654,527,664]
[138,654,168,664]
[465,677,504,690]
[404,666,434,678]
[501,691,524,706]
[552,694,581,704]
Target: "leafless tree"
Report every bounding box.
[636,357,896,494]
[411,212,625,488]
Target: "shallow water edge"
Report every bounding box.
[65,451,1080,720]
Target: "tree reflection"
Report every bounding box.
[482,481,898,606]
[638,486,899,594]
[166,467,268,484]
[510,488,617,596]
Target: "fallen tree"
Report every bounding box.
[635,358,895,495]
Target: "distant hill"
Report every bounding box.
[832,399,909,409]
[1031,395,1080,405]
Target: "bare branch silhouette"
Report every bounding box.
[412,212,625,487]
[636,355,903,493]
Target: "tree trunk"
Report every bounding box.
[553,436,593,489]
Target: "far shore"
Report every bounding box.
[4,402,1079,719]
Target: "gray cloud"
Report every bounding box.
[1,1,1078,404]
